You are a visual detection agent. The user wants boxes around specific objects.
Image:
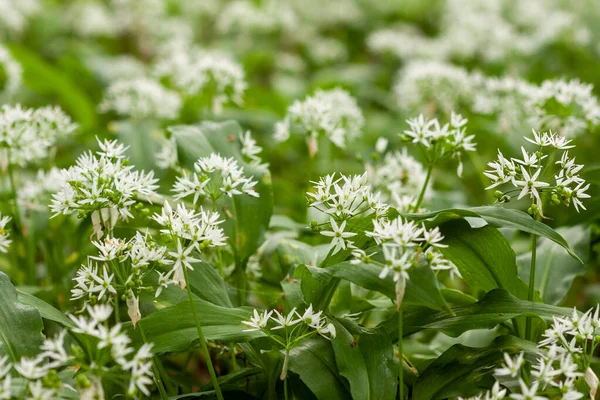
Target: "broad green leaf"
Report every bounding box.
[170,122,273,265]
[359,327,397,400]
[188,261,234,308]
[517,225,590,305]
[8,45,96,129]
[439,219,530,300]
[0,273,45,361]
[294,264,334,308]
[383,289,575,340]
[288,338,351,400]
[403,206,581,262]
[18,291,75,328]
[412,335,538,400]
[114,120,162,174]
[330,320,369,400]
[134,299,262,353]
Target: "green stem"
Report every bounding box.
[229,342,238,371]
[525,232,538,341]
[183,266,224,400]
[414,164,433,211]
[139,320,169,400]
[284,376,289,400]
[398,308,404,400]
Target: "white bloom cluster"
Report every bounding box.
[0,305,154,399]
[172,153,259,205]
[156,136,179,170]
[64,1,117,37]
[367,26,447,61]
[484,130,589,216]
[529,79,600,137]
[0,45,21,98]
[152,202,228,290]
[71,232,171,323]
[368,147,430,212]
[394,61,473,115]
[308,173,389,254]
[0,104,77,168]
[99,78,182,120]
[17,168,65,211]
[401,113,476,176]
[239,131,265,167]
[275,88,364,156]
[88,55,148,84]
[154,44,246,114]
[217,0,297,35]
[0,0,39,35]
[0,213,11,253]
[50,138,159,236]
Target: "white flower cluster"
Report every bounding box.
[0,305,154,399]
[367,26,446,61]
[529,79,600,137]
[217,0,297,35]
[154,44,246,114]
[50,138,159,236]
[365,217,447,292]
[368,147,431,213]
[99,77,182,120]
[0,45,21,98]
[274,88,364,156]
[172,153,259,205]
[484,130,589,216]
[394,61,474,115]
[239,131,265,167]
[71,232,170,324]
[64,1,117,37]
[401,113,476,176]
[0,104,77,168]
[152,202,228,290]
[0,0,40,35]
[307,172,388,254]
[0,213,11,253]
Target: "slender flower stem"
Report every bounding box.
[183,266,224,400]
[525,232,538,341]
[414,164,433,211]
[398,308,404,400]
[284,374,289,400]
[138,320,169,400]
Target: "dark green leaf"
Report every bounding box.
[330,320,369,400]
[359,327,397,400]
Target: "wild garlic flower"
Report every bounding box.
[154,44,246,114]
[50,138,159,237]
[484,130,589,217]
[368,147,431,212]
[0,0,40,35]
[71,232,171,325]
[217,0,297,35]
[99,77,182,120]
[172,153,259,205]
[0,45,21,99]
[0,214,11,253]
[152,202,228,289]
[64,1,117,38]
[401,113,476,177]
[363,217,447,305]
[0,104,77,168]
[367,26,448,61]
[274,88,364,156]
[242,305,336,380]
[17,168,65,212]
[239,131,265,167]
[529,78,600,137]
[308,172,389,253]
[394,61,473,116]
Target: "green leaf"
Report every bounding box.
[114,120,162,174]
[517,225,590,305]
[17,291,75,328]
[358,327,397,400]
[330,320,369,400]
[439,219,530,300]
[188,261,234,308]
[384,289,575,340]
[8,45,96,129]
[403,206,581,262]
[134,299,262,353]
[170,122,273,265]
[0,273,45,361]
[412,335,538,400]
[288,338,351,400]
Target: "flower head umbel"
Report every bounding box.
[172,152,259,205]
[400,112,476,177]
[50,138,159,237]
[274,88,364,157]
[484,129,589,217]
[0,214,11,253]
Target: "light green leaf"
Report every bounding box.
[359,327,397,400]
[0,273,45,361]
[330,320,369,400]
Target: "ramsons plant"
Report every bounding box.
[1,1,600,400]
